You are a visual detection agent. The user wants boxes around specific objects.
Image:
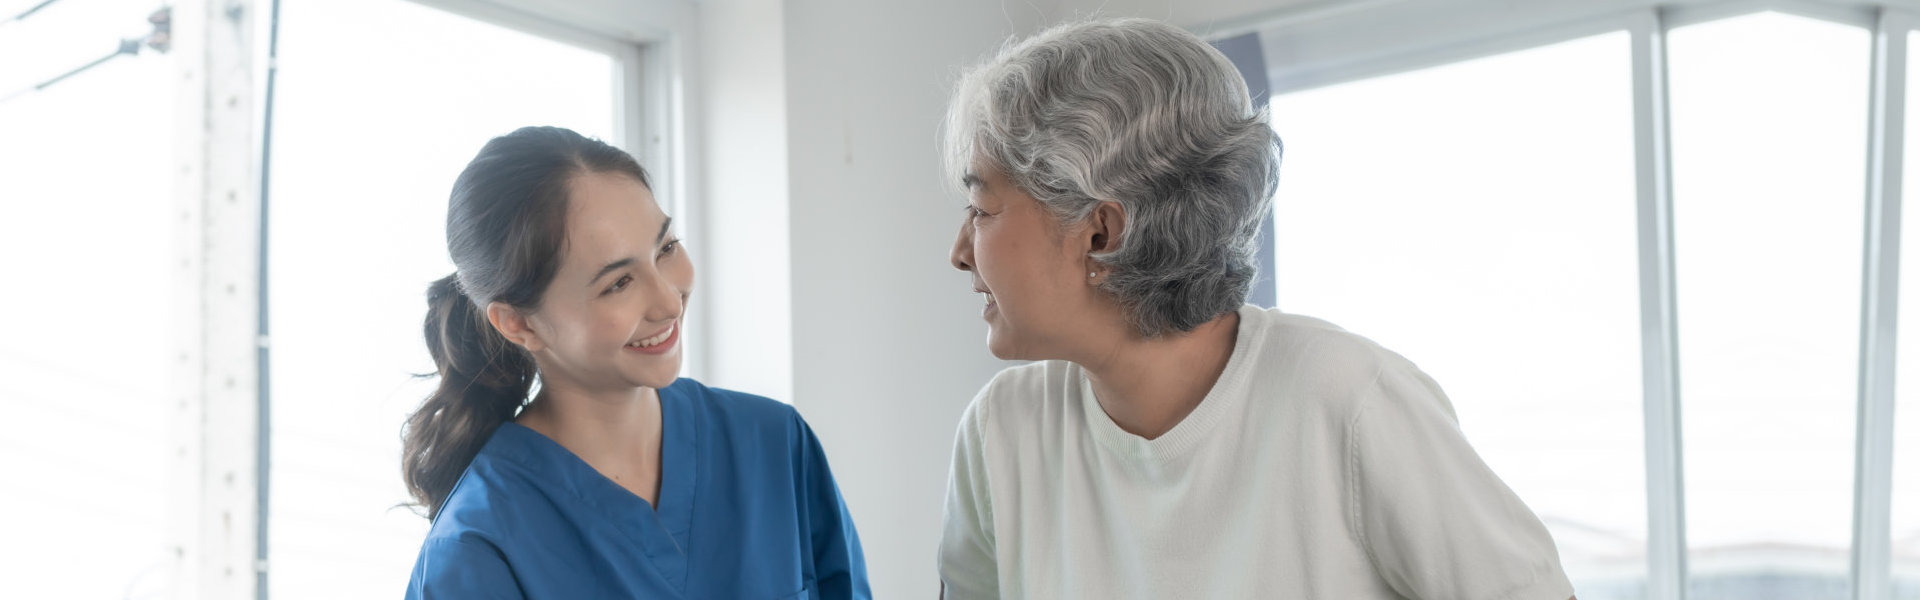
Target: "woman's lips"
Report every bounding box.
[624,321,679,355]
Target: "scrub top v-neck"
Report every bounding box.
[406,378,868,599]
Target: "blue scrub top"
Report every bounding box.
[406,378,869,599]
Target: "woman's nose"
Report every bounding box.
[950,220,974,272]
[643,274,683,322]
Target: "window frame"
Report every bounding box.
[172,0,701,598]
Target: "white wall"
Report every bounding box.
[696,0,795,402]
[777,0,1043,595]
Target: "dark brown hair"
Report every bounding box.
[402,126,651,519]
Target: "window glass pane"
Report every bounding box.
[267,0,616,596]
[1270,32,1646,599]
[1668,12,1868,599]
[1893,29,1920,600]
[0,1,176,598]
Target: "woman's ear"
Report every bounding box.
[485,302,547,353]
[1087,200,1127,254]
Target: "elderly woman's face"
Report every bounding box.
[950,161,1102,360]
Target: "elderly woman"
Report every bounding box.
[938,19,1576,600]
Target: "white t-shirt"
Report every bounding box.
[938,304,1574,600]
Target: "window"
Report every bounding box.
[1259,4,1920,598]
[1269,32,1648,598]
[1667,12,1868,598]
[0,1,177,597]
[265,0,623,596]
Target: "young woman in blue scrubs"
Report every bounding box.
[401,126,868,599]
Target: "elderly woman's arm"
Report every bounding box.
[1348,361,1578,600]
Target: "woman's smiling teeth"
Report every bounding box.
[982,292,995,306]
[627,322,676,348]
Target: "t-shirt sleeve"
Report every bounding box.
[793,413,873,600]
[938,394,1000,600]
[405,535,526,600]
[1347,360,1576,600]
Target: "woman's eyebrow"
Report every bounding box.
[587,218,676,287]
[961,173,983,189]
[589,257,636,287]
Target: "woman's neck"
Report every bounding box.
[516,381,665,503]
[1078,310,1240,440]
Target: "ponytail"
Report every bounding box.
[402,272,537,518]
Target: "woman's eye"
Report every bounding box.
[964,205,986,219]
[607,274,633,294]
[661,239,680,256]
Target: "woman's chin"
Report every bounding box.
[621,364,682,390]
[985,330,1023,361]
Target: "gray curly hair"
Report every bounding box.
[943,18,1283,338]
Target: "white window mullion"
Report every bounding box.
[169,0,263,598]
[1631,9,1689,600]
[1854,8,1910,600]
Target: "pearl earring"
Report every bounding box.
[1089,272,1097,278]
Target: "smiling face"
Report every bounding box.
[950,160,1113,360]
[518,170,692,392]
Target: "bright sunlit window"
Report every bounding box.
[1667,13,1868,598]
[0,1,176,598]
[1269,32,1648,599]
[1267,8,1912,599]
[265,0,619,596]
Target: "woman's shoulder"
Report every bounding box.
[979,360,1074,396]
[959,360,1081,434]
[983,356,1068,389]
[1235,306,1420,410]
[1241,305,1390,359]
[420,442,533,546]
